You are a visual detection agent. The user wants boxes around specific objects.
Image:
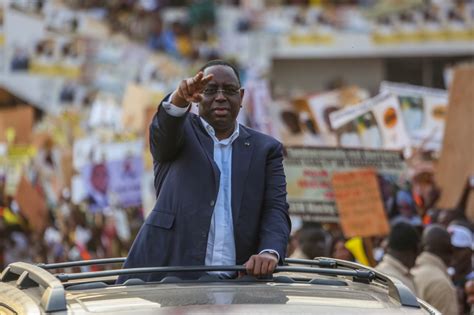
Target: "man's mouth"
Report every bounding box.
[212,107,230,116]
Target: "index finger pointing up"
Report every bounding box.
[200,73,214,85]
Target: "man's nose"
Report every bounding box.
[215,89,226,101]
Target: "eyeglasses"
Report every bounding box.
[202,87,241,97]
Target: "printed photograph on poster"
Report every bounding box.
[58,81,96,107]
[329,92,410,150]
[398,95,424,134]
[272,96,326,147]
[44,5,80,34]
[380,81,448,151]
[9,0,45,16]
[73,139,144,211]
[81,156,143,212]
[338,112,383,149]
[7,18,86,78]
[307,87,369,147]
[57,37,85,78]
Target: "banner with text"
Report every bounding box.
[284,146,406,222]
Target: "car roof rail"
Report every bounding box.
[54,265,376,282]
[37,257,126,270]
[0,262,67,312]
[285,257,420,309]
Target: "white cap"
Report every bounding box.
[448,224,473,250]
[290,215,303,236]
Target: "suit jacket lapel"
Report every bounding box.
[231,126,253,226]
[192,115,220,192]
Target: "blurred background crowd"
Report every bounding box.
[0,0,473,314]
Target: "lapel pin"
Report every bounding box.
[244,141,250,147]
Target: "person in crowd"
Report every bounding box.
[290,227,328,260]
[448,221,474,314]
[330,236,355,262]
[389,190,422,225]
[375,222,419,293]
[412,224,459,315]
[119,60,291,282]
[466,280,474,313]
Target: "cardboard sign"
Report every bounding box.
[0,106,34,144]
[15,176,48,233]
[331,168,390,238]
[435,65,474,219]
[284,146,406,222]
[121,84,163,133]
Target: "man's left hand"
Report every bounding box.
[243,252,278,278]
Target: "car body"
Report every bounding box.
[0,257,440,315]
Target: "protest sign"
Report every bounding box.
[330,92,410,150]
[15,175,48,233]
[284,146,405,222]
[81,156,143,212]
[332,168,390,238]
[380,81,448,151]
[121,84,163,133]
[435,65,474,220]
[0,106,34,144]
[73,139,144,211]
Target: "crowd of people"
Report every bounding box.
[0,183,144,273]
[1,149,472,314]
[287,206,473,315]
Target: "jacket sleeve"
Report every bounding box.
[149,95,189,163]
[257,141,291,263]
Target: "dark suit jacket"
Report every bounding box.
[118,99,291,282]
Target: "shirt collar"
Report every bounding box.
[199,117,240,144]
[415,252,449,276]
[384,254,411,276]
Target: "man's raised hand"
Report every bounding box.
[171,71,214,108]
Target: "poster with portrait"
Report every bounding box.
[5,6,45,74]
[380,81,448,151]
[81,156,143,212]
[306,87,370,147]
[5,5,86,79]
[330,92,410,150]
[74,139,144,212]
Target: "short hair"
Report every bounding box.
[388,222,419,252]
[199,59,241,85]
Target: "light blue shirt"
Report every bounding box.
[162,96,279,273]
[200,118,239,274]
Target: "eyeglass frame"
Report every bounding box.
[202,86,242,97]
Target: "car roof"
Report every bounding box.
[0,257,439,315]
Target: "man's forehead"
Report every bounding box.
[203,65,239,84]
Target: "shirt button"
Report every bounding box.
[210,200,215,207]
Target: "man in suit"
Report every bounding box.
[118,60,291,282]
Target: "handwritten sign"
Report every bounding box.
[0,106,34,144]
[331,168,390,238]
[15,176,48,233]
[284,146,405,222]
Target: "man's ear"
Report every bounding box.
[240,88,245,101]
